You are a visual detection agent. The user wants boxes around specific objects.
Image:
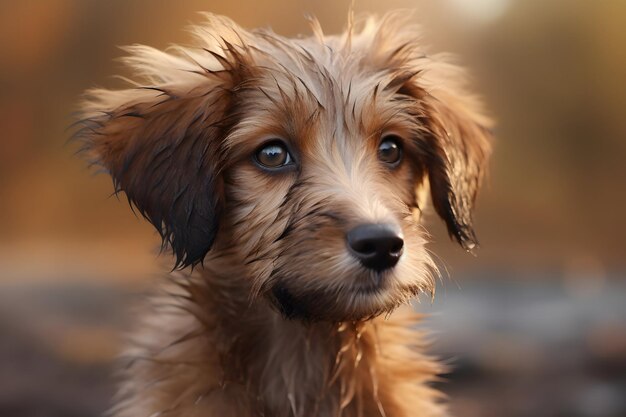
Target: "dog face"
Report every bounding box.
[78,13,491,321]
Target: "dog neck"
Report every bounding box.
[181,263,441,417]
[119,263,444,417]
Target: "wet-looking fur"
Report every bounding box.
[77,11,491,417]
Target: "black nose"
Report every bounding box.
[346,224,404,271]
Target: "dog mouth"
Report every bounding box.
[355,283,385,295]
[268,274,397,322]
[352,275,388,295]
[270,283,306,319]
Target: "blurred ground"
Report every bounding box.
[1,277,624,417]
[0,1,625,416]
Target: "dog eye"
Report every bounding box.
[255,141,293,169]
[378,135,402,166]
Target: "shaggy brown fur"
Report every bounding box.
[77,11,491,417]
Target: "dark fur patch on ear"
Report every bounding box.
[76,83,235,268]
[422,97,492,251]
[74,30,261,268]
[395,77,491,251]
[425,137,480,251]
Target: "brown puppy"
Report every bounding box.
[77,12,491,417]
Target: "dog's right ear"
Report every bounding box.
[77,43,249,268]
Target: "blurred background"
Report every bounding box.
[0,1,625,416]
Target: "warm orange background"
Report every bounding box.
[0,1,625,417]
[2,0,625,283]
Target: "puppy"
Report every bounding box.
[77,11,491,417]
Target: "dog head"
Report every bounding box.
[78,13,491,321]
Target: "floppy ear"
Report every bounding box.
[76,46,243,268]
[349,13,492,251]
[389,68,492,251]
[419,85,492,251]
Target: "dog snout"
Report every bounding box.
[346,224,404,271]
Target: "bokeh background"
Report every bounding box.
[1,1,625,416]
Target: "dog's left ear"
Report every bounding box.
[357,13,491,251]
[423,91,492,251]
[399,76,492,251]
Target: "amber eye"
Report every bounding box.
[255,141,293,169]
[378,135,402,166]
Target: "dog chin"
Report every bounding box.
[268,279,404,322]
